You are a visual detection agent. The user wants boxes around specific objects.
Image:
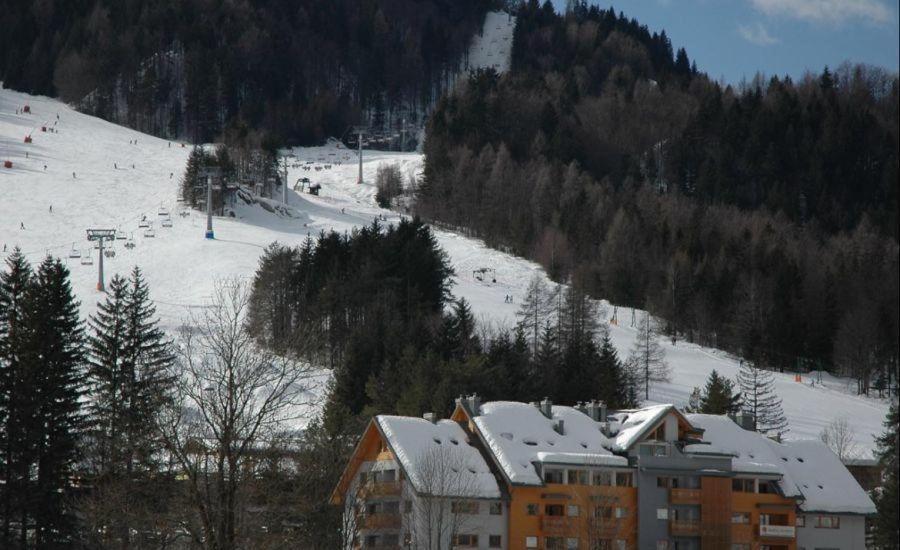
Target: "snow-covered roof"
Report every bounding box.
[376,416,500,499]
[685,414,875,515]
[471,402,627,486]
[606,404,674,451]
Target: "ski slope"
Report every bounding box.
[1,86,890,456]
[464,11,516,74]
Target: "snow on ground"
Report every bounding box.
[463,11,516,74]
[1,86,890,455]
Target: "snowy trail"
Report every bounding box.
[1,87,890,455]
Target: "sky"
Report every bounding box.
[550,0,900,84]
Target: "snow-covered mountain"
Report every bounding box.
[1,86,890,456]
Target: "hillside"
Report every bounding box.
[1,86,890,456]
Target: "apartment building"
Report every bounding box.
[332,396,875,550]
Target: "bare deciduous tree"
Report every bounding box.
[158,279,319,550]
[627,312,670,400]
[404,446,482,550]
[820,417,860,462]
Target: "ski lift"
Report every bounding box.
[104,248,116,258]
[161,217,173,228]
[81,249,93,266]
[68,243,81,259]
[158,205,169,216]
[116,230,127,240]
[179,209,190,218]
[138,218,150,228]
[144,224,155,238]
[125,234,136,249]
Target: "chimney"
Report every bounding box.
[467,393,481,415]
[730,411,755,431]
[423,412,437,424]
[554,419,565,435]
[587,400,607,423]
[540,397,553,419]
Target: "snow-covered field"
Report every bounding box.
[1,86,890,456]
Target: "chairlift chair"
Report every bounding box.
[158,206,169,216]
[81,250,93,266]
[139,219,150,228]
[68,243,81,259]
[144,224,156,238]
[125,234,136,249]
[161,217,173,228]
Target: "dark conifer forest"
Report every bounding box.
[418,1,899,393]
[0,0,491,144]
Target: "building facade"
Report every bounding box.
[332,397,875,550]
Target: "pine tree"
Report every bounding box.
[596,334,627,409]
[698,370,741,415]
[558,282,602,350]
[0,249,33,544]
[22,257,85,545]
[533,322,561,399]
[627,312,669,400]
[441,299,480,360]
[873,403,898,550]
[736,360,788,438]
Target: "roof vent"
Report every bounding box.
[553,419,565,435]
[423,412,437,424]
[587,400,607,422]
[466,393,482,414]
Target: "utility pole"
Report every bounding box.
[354,126,365,185]
[205,175,214,239]
[86,229,116,292]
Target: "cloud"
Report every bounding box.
[738,22,780,45]
[750,0,893,25]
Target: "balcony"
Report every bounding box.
[363,513,401,530]
[670,519,700,537]
[669,488,701,504]
[361,480,402,497]
[542,516,574,534]
[759,524,795,539]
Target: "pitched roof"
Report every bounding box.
[685,414,876,514]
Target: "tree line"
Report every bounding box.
[0,0,493,145]
[418,1,899,396]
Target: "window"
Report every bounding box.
[546,504,565,516]
[796,515,806,527]
[759,480,776,494]
[526,503,539,516]
[615,472,633,487]
[526,536,538,548]
[383,534,399,546]
[366,535,380,547]
[545,469,565,484]
[568,470,588,485]
[615,540,627,550]
[359,471,368,484]
[567,504,580,517]
[490,502,502,515]
[595,506,613,519]
[656,541,669,550]
[366,502,380,515]
[815,516,840,529]
[615,507,629,519]
[731,512,751,524]
[657,476,670,488]
[730,545,751,550]
[566,538,579,550]
[732,478,754,492]
[383,501,400,514]
[404,500,412,513]
[379,469,396,482]
[656,508,669,520]
[451,501,478,514]
[489,535,502,548]
[454,534,479,547]
[546,537,565,550]
[594,471,612,486]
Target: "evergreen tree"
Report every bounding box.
[0,249,33,545]
[627,312,669,400]
[22,257,85,546]
[596,334,628,408]
[873,403,899,550]
[736,360,788,438]
[533,322,561,399]
[698,370,741,414]
[441,299,480,361]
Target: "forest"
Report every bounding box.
[418,1,900,395]
[0,0,492,145]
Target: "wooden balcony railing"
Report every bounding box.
[670,519,701,536]
[363,513,401,530]
[669,488,701,504]
[360,480,402,497]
